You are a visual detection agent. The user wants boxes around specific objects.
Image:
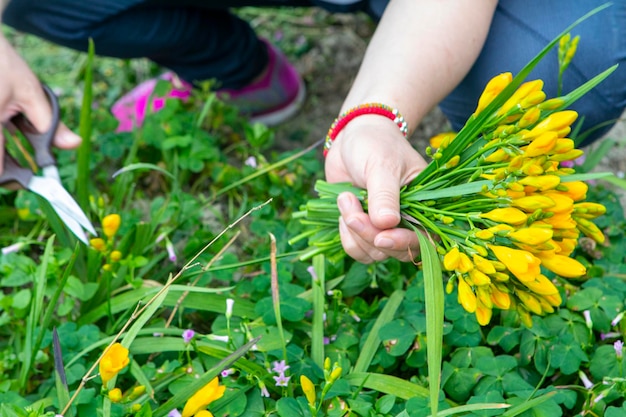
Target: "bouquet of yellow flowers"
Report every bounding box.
[291,32,615,327]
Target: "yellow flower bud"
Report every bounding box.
[497,79,544,116]
[537,253,586,278]
[484,148,510,163]
[457,253,474,273]
[519,91,547,109]
[429,132,456,149]
[458,278,477,313]
[487,223,516,235]
[538,98,566,111]
[300,375,316,406]
[516,107,541,129]
[181,377,225,417]
[544,212,577,229]
[17,208,31,220]
[90,238,106,252]
[443,155,461,169]
[518,175,560,192]
[488,245,541,283]
[475,229,495,240]
[512,195,555,211]
[517,305,534,327]
[553,138,575,153]
[543,292,562,307]
[469,269,491,286]
[474,72,513,115]
[329,367,342,383]
[480,207,528,225]
[99,343,130,385]
[538,297,555,314]
[560,181,588,201]
[553,238,577,256]
[476,286,493,308]
[573,202,607,219]
[493,272,510,282]
[324,357,331,372]
[103,264,112,272]
[574,216,605,244]
[490,285,511,309]
[509,227,553,245]
[549,149,584,162]
[102,214,122,238]
[542,193,574,214]
[443,247,460,271]
[516,290,543,315]
[110,250,123,262]
[131,404,142,413]
[475,299,493,326]
[523,110,578,140]
[108,387,123,403]
[524,131,557,157]
[522,274,559,295]
[473,254,496,275]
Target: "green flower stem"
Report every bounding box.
[401,209,453,249]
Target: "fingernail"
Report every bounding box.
[375,237,394,249]
[378,208,400,221]
[337,193,352,214]
[346,217,365,233]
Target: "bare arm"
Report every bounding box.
[325,0,497,263]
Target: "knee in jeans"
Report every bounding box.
[2,0,40,31]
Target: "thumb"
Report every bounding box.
[54,123,82,149]
[366,167,402,230]
[20,83,54,135]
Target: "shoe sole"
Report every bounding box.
[248,81,307,127]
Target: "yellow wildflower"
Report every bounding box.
[475,229,495,240]
[195,411,214,417]
[524,132,557,157]
[484,148,510,163]
[512,195,555,211]
[90,238,106,252]
[489,245,541,283]
[475,299,493,326]
[476,286,493,308]
[509,227,553,245]
[573,202,606,219]
[517,305,534,327]
[474,72,513,115]
[517,107,542,129]
[110,250,123,262]
[487,224,515,235]
[181,377,226,417]
[443,247,460,271]
[99,343,130,385]
[522,274,559,295]
[523,110,578,139]
[497,79,544,116]
[519,91,546,109]
[490,285,511,309]
[443,155,461,169]
[560,181,588,201]
[457,253,474,273]
[538,297,555,314]
[553,238,577,256]
[102,214,122,238]
[518,175,560,192]
[300,375,316,406]
[538,97,566,111]
[458,278,477,313]
[542,192,574,214]
[108,388,123,403]
[543,292,563,307]
[549,149,584,162]
[537,253,586,278]
[329,367,343,382]
[553,138,575,153]
[473,254,496,275]
[469,269,491,286]
[429,132,456,149]
[480,207,527,225]
[516,290,543,315]
[573,216,605,244]
[543,212,577,230]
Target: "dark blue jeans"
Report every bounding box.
[4,0,626,144]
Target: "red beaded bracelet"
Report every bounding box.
[323,103,408,157]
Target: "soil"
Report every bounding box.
[269,9,626,202]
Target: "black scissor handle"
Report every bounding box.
[10,84,60,169]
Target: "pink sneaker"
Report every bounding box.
[111,40,305,131]
[111,72,192,132]
[218,39,306,126]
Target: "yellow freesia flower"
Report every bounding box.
[512,195,555,211]
[108,388,122,403]
[552,238,577,256]
[474,72,513,115]
[523,110,578,139]
[181,377,226,417]
[457,253,474,273]
[443,247,460,271]
[560,181,588,201]
[102,214,122,238]
[553,138,575,153]
[518,174,560,191]
[522,274,559,295]
[509,227,553,245]
[490,285,511,309]
[195,411,214,417]
[549,149,584,162]
[574,216,605,243]
[469,269,491,286]
[516,290,543,315]
[472,254,496,275]
[573,202,607,219]
[300,375,316,406]
[516,106,541,128]
[429,132,456,149]
[475,299,493,326]
[488,245,541,283]
[519,91,546,109]
[542,192,574,214]
[480,208,527,225]
[537,253,586,278]
[99,343,129,385]
[497,79,544,116]
[458,278,477,313]
[524,131,557,157]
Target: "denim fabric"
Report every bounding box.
[440,0,626,145]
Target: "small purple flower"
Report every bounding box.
[1,242,25,255]
[614,340,624,358]
[323,337,330,345]
[182,329,195,344]
[166,238,177,263]
[260,384,270,397]
[272,360,290,374]
[273,372,291,387]
[221,368,235,377]
[601,332,621,341]
[611,312,624,327]
[168,410,182,417]
[244,156,258,168]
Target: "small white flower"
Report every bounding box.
[226,298,235,319]
[578,370,593,389]
[207,334,229,343]
[1,242,25,255]
[614,340,624,358]
[583,310,593,329]
[611,312,624,327]
[244,156,258,168]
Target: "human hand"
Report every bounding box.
[0,33,81,174]
[324,115,428,263]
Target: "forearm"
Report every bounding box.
[342,0,498,133]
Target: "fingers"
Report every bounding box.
[337,192,420,263]
[0,130,4,173]
[54,123,82,149]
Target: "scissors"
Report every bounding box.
[0,84,96,244]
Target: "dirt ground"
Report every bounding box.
[270,10,626,190]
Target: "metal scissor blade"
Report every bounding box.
[51,202,90,244]
[28,177,96,238]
